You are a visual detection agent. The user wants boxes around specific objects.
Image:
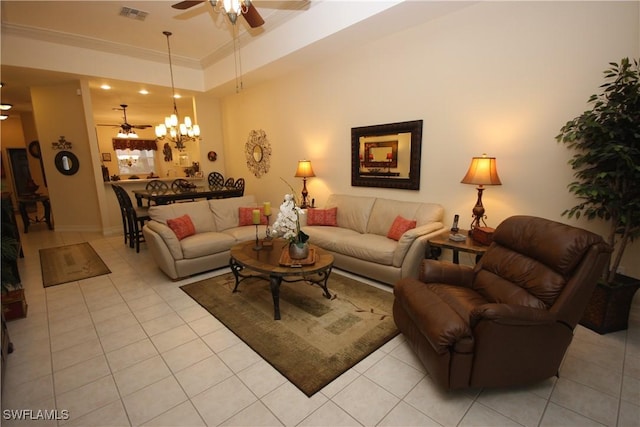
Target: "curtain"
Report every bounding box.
[112,139,158,151]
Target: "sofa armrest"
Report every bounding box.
[145,220,184,260]
[470,303,557,327]
[419,259,475,287]
[393,223,444,267]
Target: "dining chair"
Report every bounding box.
[234,178,245,195]
[171,178,191,193]
[224,177,235,188]
[208,172,224,189]
[112,185,149,253]
[144,180,168,206]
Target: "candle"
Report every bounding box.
[252,209,261,225]
[263,202,271,216]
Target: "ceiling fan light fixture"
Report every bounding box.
[0,104,13,111]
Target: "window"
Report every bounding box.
[116,149,155,176]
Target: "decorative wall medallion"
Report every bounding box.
[207,151,217,161]
[244,129,271,178]
[51,136,72,150]
[163,143,173,162]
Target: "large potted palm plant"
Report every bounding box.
[1,193,27,320]
[556,57,640,333]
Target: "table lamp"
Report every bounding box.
[294,160,315,208]
[460,154,502,231]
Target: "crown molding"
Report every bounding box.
[2,23,202,70]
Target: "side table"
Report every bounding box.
[427,229,488,264]
[17,195,53,233]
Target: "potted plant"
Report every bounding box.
[1,194,27,320]
[556,57,640,333]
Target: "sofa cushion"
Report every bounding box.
[166,214,196,240]
[415,203,446,227]
[334,233,396,265]
[387,215,417,241]
[149,200,216,233]
[367,198,420,236]
[307,207,337,226]
[325,194,375,233]
[238,207,268,225]
[209,195,257,231]
[180,232,236,259]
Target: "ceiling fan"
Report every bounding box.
[97,104,152,138]
[172,0,265,28]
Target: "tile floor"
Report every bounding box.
[1,224,639,426]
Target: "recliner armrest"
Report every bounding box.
[419,259,474,287]
[470,303,557,327]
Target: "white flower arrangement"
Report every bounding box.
[271,193,309,246]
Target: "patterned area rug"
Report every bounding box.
[181,272,399,396]
[40,242,111,287]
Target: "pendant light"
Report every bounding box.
[155,31,200,150]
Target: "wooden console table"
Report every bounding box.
[17,195,53,233]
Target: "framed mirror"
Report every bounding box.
[351,120,422,190]
[54,151,80,176]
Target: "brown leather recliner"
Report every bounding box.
[393,215,612,390]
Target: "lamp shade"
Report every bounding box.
[295,160,316,178]
[461,155,502,186]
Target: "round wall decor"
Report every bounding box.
[244,129,271,178]
[54,150,80,175]
[207,151,217,161]
[28,141,41,158]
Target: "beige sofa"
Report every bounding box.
[302,194,446,285]
[142,195,267,280]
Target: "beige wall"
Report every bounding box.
[219,1,640,278]
[31,82,102,232]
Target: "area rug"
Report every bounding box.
[180,272,399,396]
[40,242,111,287]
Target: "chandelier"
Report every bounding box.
[155,31,200,151]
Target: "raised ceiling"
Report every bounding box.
[0,1,475,126]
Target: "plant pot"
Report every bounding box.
[1,289,28,321]
[580,273,639,334]
[289,242,310,260]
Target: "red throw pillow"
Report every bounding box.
[307,207,338,226]
[387,215,417,241]
[166,214,196,240]
[238,207,268,226]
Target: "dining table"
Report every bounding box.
[132,186,243,207]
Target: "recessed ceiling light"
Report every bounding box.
[139,89,149,95]
[100,84,111,90]
[0,104,12,111]
[173,94,181,99]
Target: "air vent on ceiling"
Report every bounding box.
[119,7,148,21]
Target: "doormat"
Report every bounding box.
[181,272,399,397]
[40,242,111,287]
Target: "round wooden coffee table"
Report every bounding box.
[229,239,334,320]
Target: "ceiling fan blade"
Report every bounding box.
[172,0,205,10]
[97,124,118,127]
[132,125,153,129]
[243,3,265,28]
